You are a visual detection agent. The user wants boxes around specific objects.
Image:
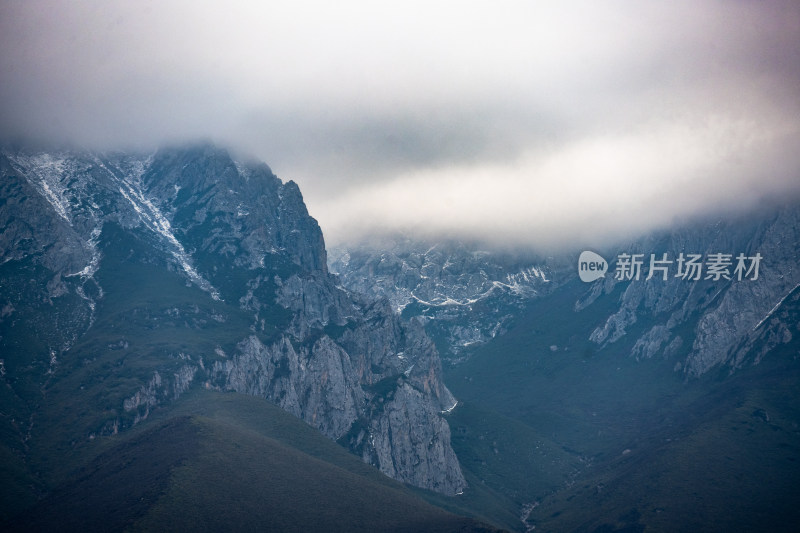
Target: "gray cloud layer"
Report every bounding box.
[2,1,799,248]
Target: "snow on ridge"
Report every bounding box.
[5,150,109,321]
[5,149,221,302]
[117,184,221,301]
[29,153,71,223]
[233,160,251,181]
[103,157,221,301]
[410,285,497,308]
[40,180,70,223]
[505,265,549,288]
[66,226,103,281]
[409,265,548,309]
[7,152,72,223]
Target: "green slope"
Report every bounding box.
[525,351,800,532]
[6,389,503,532]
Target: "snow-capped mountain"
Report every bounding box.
[3,142,799,532]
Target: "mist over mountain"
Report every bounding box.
[332,204,800,376]
[2,2,799,530]
[3,2,800,250]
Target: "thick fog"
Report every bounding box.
[2,1,799,247]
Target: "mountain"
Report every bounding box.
[332,205,800,531]
[580,205,800,378]
[0,144,483,529]
[333,206,800,378]
[3,140,799,531]
[329,238,568,364]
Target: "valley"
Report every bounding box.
[1,144,799,531]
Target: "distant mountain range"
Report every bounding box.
[331,202,800,531]
[2,142,799,531]
[332,205,800,379]
[329,238,566,365]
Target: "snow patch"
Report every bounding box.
[233,160,250,181]
[441,400,458,414]
[8,152,72,223]
[110,160,221,300]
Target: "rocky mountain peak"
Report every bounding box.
[0,142,464,495]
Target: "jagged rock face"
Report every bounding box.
[212,335,364,440]
[274,273,356,338]
[330,237,557,312]
[0,156,93,274]
[142,145,327,274]
[357,382,464,494]
[212,280,466,494]
[0,144,465,495]
[582,206,800,377]
[331,206,800,380]
[329,236,565,362]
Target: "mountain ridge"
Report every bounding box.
[331,204,800,379]
[3,141,799,531]
[0,143,467,511]
[330,202,800,531]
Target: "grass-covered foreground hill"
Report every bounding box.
[4,389,502,532]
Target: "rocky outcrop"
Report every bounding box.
[211,293,466,493]
[330,236,564,362]
[123,365,198,425]
[584,205,800,377]
[0,143,465,495]
[213,334,364,440]
[357,382,464,494]
[275,273,356,337]
[142,144,327,273]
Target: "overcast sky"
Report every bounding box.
[1,1,799,248]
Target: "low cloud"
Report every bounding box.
[314,113,800,248]
[1,1,799,249]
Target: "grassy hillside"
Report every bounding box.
[525,351,800,532]
[6,389,504,532]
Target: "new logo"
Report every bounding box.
[578,251,608,282]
